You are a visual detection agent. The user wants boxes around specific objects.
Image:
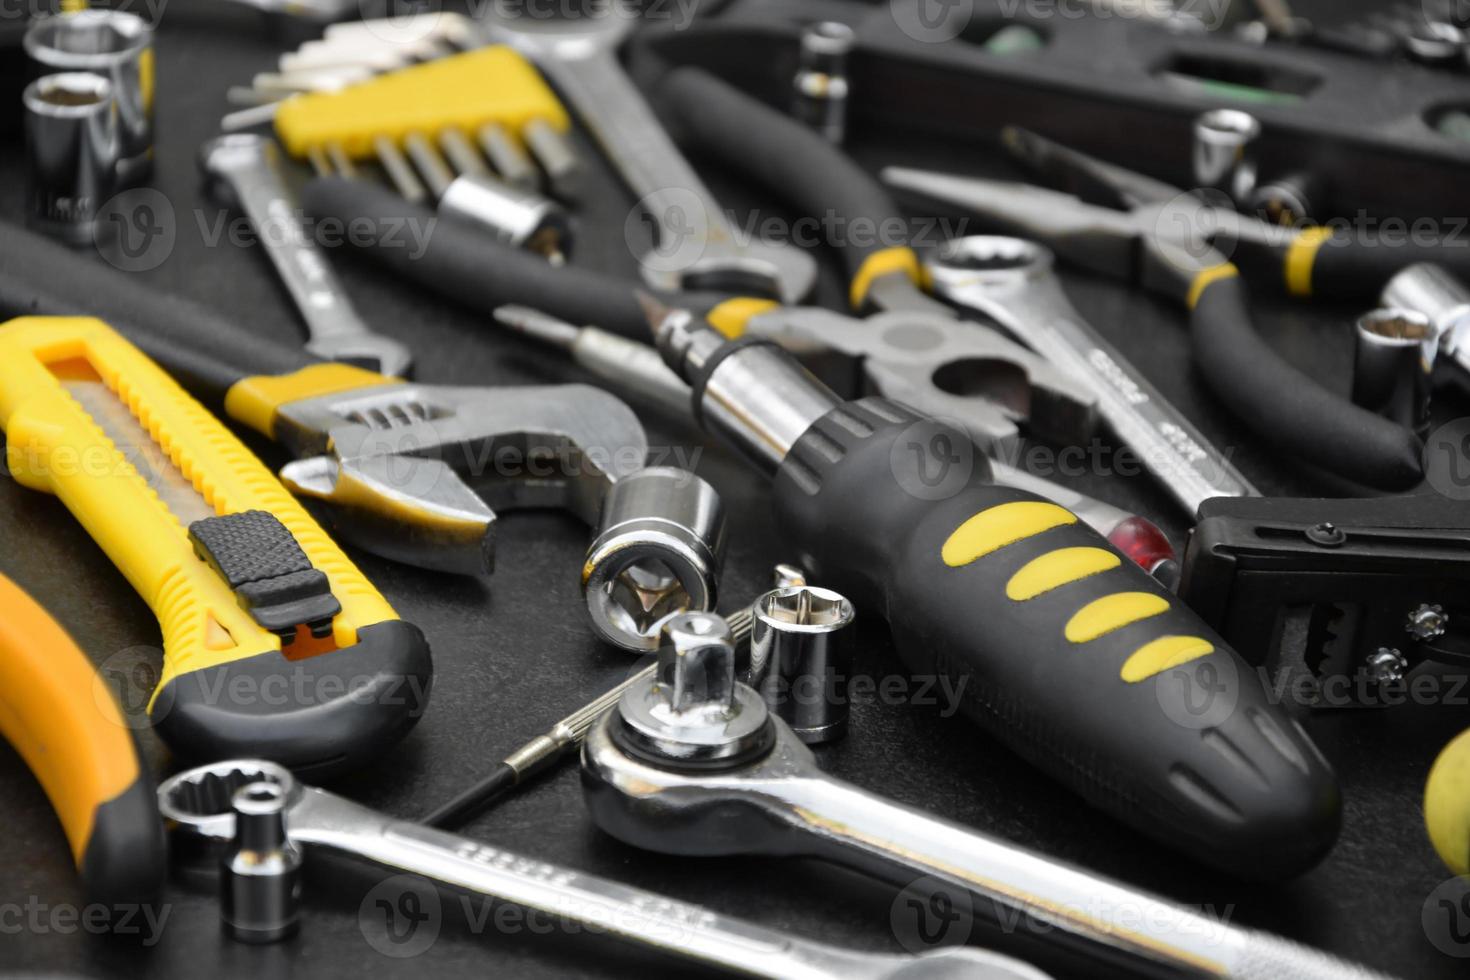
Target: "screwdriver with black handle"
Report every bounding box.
[644,294,1341,880]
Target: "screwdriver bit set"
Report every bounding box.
[2,1,1470,978]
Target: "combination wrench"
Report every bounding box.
[582,614,1394,980]
[158,759,1047,979]
[480,3,819,304]
[200,134,414,378]
[926,236,1258,515]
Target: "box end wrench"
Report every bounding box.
[582,616,1394,980]
[200,133,415,379]
[478,2,820,305]
[158,758,1050,979]
[924,235,1260,517]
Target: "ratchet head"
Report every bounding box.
[271,381,649,576]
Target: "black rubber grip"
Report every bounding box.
[299,177,727,338]
[0,221,313,405]
[773,398,1342,879]
[1310,230,1470,301]
[189,510,341,639]
[658,67,904,283]
[1191,274,1424,490]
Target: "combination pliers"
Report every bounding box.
[884,127,1470,492]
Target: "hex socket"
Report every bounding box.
[24,72,119,246]
[749,585,856,744]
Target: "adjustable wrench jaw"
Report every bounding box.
[270,382,650,575]
[748,307,1099,455]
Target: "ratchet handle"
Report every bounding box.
[1189,269,1424,490]
[299,177,730,337]
[659,67,921,309]
[0,221,315,406]
[772,398,1342,879]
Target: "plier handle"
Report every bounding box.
[884,128,1445,492]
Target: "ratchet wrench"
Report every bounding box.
[926,236,1258,516]
[582,620,1394,980]
[158,759,1047,980]
[479,1,819,304]
[200,133,414,378]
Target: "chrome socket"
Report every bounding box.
[25,10,154,187]
[583,467,727,652]
[220,781,303,944]
[1192,108,1260,205]
[23,72,119,246]
[749,585,856,744]
[792,21,856,145]
[1352,308,1439,439]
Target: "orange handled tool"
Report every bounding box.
[0,573,166,907]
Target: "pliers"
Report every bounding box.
[882,127,1459,492]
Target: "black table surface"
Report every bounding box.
[2,2,1468,977]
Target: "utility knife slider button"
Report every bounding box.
[188,510,342,642]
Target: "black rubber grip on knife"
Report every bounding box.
[299,177,727,337]
[1190,273,1424,490]
[657,66,903,283]
[0,221,314,405]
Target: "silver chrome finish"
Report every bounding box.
[524,118,584,201]
[1407,603,1448,641]
[160,760,1042,979]
[1382,263,1470,385]
[375,134,427,205]
[1192,108,1260,205]
[793,22,856,144]
[926,235,1258,514]
[218,0,366,22]
[617,613,772,766]
[221,781,303,944]
[1366,647,1408,686]
[272,381,649,575]
[749,586,855,744]
[584,467,728,652]
[653,307,840,475]
[439,173,571,263]
[583,703,1394,980]
[25,10,153,186]
[1352,309,1437,440]
[1248,171,1322,227]
[199,133,414,378]
[478,121,539,192]
[23,73,118,246]
[481,2,819,304]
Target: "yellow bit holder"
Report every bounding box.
[275,46,570,160]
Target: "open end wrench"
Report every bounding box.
[159,760,1048,980]
[479,3,819,304]
[200,134,415,378]
[926,237,1258,515]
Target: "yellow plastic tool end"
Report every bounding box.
[224,361,394,438]
[1426,729,1470,877]
[849,246,923,311]
[1186,262,1240,310]
[706,298,781,338]
[941,502,1077,568]
[275,46,570,159]
[1283,226,1335,299]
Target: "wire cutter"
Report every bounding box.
[882,127,1459,493]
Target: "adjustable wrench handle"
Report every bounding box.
[779,775,1390,980]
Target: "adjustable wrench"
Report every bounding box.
[200,134,415,378]
[480,3,819,304]
[925,236,1258,515]
[582,621,1393,980]
[158,759,1047,980]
